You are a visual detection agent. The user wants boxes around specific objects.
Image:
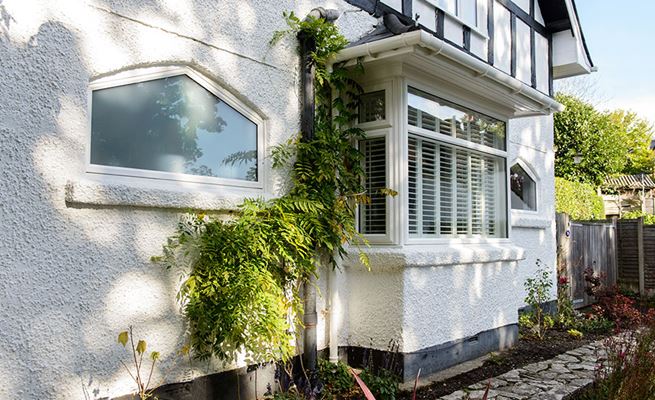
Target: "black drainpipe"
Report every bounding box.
[298,7,339,375]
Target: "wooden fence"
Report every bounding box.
[556,213,617,308]
[616,218,655,295]
[557,214,655,307]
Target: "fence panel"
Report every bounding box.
[643,225,655,292]
[617,219,640,290]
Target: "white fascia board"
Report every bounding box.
[333,30,564,114]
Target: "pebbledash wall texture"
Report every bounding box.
[0,1,560,399]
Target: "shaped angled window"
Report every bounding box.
[90,70,260,185]
[510,164,537,211]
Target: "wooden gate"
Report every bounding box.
[556,213,618,308]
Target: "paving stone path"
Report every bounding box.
[438,340,608,400]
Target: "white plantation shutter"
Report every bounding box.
[359,138,387,235]
[408,137,419,235]
[407,87,507,239]
[408,135,505,238]
[484,155,499,236]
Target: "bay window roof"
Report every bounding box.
[333,29,563,118]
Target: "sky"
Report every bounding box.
[556,0,655,125]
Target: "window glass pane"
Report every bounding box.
[91,75,258,181]
[511,164,537,210]
[408,135,507,238]
[408,87,506,151]
[359,91,386,123]
[359,138,387,234]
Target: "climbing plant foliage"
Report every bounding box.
[154,12,376,363]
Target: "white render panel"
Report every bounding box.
[444,15,463,46]
[514,0,530,13]
[515,19,532,85]
[0,1,376,399]
[477,0,489,33]
[402,261,521,352]
[415,0,438,32]
[493,3,512,74]
[470,34,488,60]
[535,33,550,93]
[385,0,403,12]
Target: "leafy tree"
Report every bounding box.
[554,94,627,185]
[607,110,655,175]
[554,94,655,185]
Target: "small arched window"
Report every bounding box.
[88,66,263,188]
[510,163,537,211]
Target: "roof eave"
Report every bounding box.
[332,30,564,115]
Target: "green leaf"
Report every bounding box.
[136,340,147,355]
[117,331,129,347]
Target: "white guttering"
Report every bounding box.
[333,30,564,113]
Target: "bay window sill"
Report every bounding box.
[65,177,271,211]
[343,243,525,270]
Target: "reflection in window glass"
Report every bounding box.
[359,91,386,123]
[511,164,537,211]
[407,87,505,151]
[91,75,258,181]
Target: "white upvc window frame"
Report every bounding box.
[401,78,511,245]
[510,157,540,215]
[356,81,397,245]
[86,65,265,190]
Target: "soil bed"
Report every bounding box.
[400,330,609,400]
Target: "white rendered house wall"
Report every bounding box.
[0,1,376,399]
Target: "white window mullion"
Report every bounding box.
[417,139,424,237]
[436,143,441,234]
[467,153,473,236]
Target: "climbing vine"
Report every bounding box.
[154,12,376,363]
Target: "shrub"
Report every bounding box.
[556,275,576,329]
[555,177,605,220]
[318,359,359,400]
[574,314,615,334]
[567,329,584,339]
[522,261,555,339]
[584,268,644,330]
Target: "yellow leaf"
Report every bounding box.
[136,340,147,355]
[117,331,129,347]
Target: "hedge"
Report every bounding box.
[555,177,605,220]
[621,211,655,225]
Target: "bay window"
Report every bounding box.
[358,85,508,240]
[407,87,507,239]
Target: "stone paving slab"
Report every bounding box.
[438,339,609,400]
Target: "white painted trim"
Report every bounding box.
[86,65,266,191]
[358,127,394,245]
